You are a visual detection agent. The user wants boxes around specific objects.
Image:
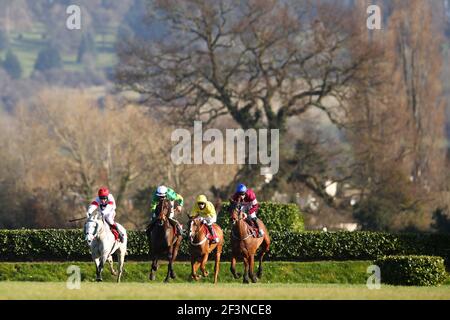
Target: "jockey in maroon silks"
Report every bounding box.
[230,183,264,238]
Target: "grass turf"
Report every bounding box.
[1,261,448,299]
[0,261,377,284]
[0,282,449,300]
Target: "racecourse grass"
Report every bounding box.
[0,282,449,300]
[0,261,449,299]
[0,261,375,284]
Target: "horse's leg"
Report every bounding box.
[94,257,102,281]
[107,255,117,276]
[249,254,258,283]
[97,255,107,282]
[117,246,126,283]
[213,245,222,284]
[165,247,174,283]
[230,256,241,279]
[170,237,182,279]
[242,256,250,284]
[190,254,201,281]
[200,253,209,277]
[257,235,270,279]
[150,256,158,281]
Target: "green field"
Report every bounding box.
[0,261,449,299]
[0,261,379,283]
[1,282,449,300]
[1,23,117,78]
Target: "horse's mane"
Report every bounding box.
[88,213,103,222]
[156,198,171,216]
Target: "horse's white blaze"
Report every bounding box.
[190,220,195,238]
[84,220,98,244]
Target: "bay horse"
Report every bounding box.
[229,201,270,284]
[188,217,224,284]
[84,213,127,283]
[146,198,182,282]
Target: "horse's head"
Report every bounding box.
[156,198,171,226]
[189,217,203,240]
[229,200,244,224]
[84,215,100,245]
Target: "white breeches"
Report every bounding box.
[202,216,216,225]
[103,210,116,225]
[169,200,175,219]
[249,212,257,219]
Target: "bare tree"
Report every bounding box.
[116,0,379,201]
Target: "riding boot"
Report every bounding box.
[114,223,124,243]
[108,223,122,242]
[169,218,183,237]
[252,217,264,238]
[207,224,218,243]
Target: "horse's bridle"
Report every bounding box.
[230,204,253,241]
[156,200,170,226]
[189,219,208,246]
[84,220,99,240]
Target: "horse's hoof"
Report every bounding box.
[202,271,209,277]
[243,278,250,284]
[257,270,262,279]
[164,278,170,283]
[233,273,242,279]
[149,273,155,281]
[96,278,103,282]
[251,276,258,283]
[170,273,177,279]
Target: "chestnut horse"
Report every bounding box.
[146,199,182,282]
[188,217,224,284]
[229,202,270,284]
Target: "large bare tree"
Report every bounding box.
[116,0,379,200]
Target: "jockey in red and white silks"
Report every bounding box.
[86,187,124,242]
[230,183,264,237]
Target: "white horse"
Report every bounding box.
[84,213,127,282]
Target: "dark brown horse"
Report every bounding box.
[188,217,224,284]
[229,201,270,284]
[146,199,182,282]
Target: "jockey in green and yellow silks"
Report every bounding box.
[190,195,219,243]
[147,185,184,235]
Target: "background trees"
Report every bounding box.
[116,0,378,204]
[1,0,450,232]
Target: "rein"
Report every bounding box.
[190,237,208,246]
[231,209,253,241]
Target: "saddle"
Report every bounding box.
[202,224,217,242]
[107,223,123,242]
[172,225,179,237]
[244,220,260,238]
[111,227,120,241]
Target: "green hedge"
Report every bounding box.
[374,256,448,286]
[1,230,449,264]
[218,202,305,232]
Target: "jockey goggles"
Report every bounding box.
[198,202,206,207]
[99,196,108,201]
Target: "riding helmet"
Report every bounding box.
[156,185,168,197]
